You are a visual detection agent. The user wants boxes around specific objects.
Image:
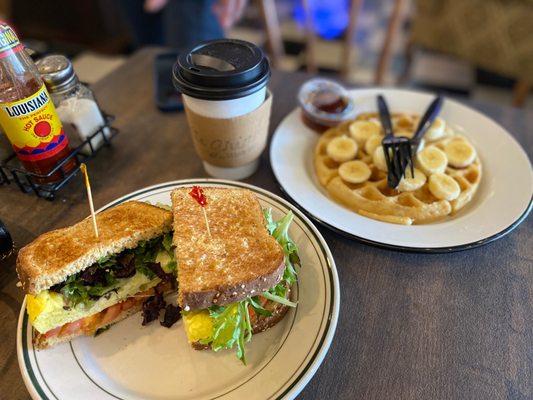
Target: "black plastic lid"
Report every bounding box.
[172,39,270,100]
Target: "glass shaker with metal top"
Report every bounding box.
[36,55,109,155]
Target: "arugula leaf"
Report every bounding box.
[263,208,277,235]
[162,233,174,253]
[165,260,177,273]
[261,290,297,307]
[248,296,272,317]
[209,304,242,351]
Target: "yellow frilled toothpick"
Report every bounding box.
[80,163,99,239]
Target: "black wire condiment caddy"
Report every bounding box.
[0,113,118,200]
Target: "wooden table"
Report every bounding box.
[1,48,531,400]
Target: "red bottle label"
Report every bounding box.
[0,84,69,161]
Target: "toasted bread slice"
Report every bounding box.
[171,188,285,310]
[17,201,173,294]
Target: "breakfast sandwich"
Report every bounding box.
[171,187,300,362]
[16,201,177,349]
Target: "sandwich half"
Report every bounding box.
[17,201,176,349]
[171,187,300,362]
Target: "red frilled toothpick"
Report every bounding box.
[189,185,211,238]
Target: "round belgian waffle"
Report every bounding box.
[314,113,482,225]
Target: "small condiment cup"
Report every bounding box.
[298,78,356,132]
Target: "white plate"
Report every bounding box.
[270,87,533,252]
[17,179,340,400]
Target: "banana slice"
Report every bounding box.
[395,129,414,139]
[416,146,448,175]
[338,160,372,184]
[326,136,358,163]
[443,125,456,140]
[365,134,383,155]
[372,146,388,172]
[368,117,381,126]
[444,139,476,168]
[428,173,460,200]
[425,117,446,141]
[397,168,426,192]
[349,121,381,145]
[394,115,414,131]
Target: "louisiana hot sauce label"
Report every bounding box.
[0,84,69,161]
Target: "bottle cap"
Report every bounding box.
[36,55,78,94]
[173,39,270,101]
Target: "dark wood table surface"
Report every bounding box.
[1,48,531,400]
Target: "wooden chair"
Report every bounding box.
[258,0,363,77]
[374,0,405,85]
[376,0,531,107]
[257,0,285,69]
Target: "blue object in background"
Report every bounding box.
[293,0,349,40]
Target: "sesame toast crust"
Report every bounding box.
[171,188,285,310]
[17,201,173,294]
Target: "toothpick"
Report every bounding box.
[202,208,212,238]
[80,163,99,239]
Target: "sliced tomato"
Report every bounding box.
[43,325,62,339]
[100,302,123,326]
[120,298,137,312]
[59,319,83,337]
[258,296,269,307]
[43,294,148,340]
[82,313,103,333]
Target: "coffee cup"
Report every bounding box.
[173,39,271,180]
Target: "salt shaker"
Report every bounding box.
[36,55,109,155]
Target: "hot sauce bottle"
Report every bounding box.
[0,21,75,183]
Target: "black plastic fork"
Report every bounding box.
[377,95,410,188]
[401,95,444,178]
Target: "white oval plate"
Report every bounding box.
[270,87,532,252]
[17,179,340,400]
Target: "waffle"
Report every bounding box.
[314,112,482,225]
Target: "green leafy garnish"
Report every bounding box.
[261,290,297,307]
[165,260,177,273]
[162,233,173,253]
[264,209,300,287]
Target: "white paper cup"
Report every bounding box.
[173,39,271,180]
[182,86,266,119]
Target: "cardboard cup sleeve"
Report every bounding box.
[184,91,273,168]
